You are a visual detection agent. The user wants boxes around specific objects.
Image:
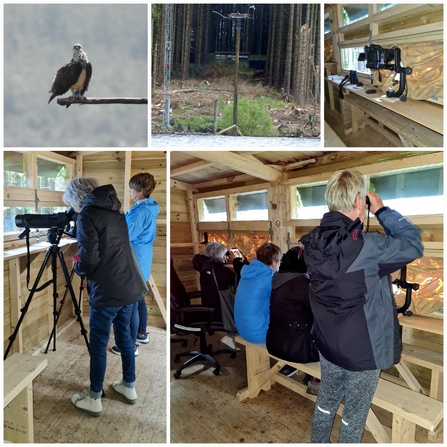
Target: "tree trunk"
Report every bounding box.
[283,4,294,95]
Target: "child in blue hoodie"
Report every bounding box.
[111,172,160,355]
[234,242,282,344]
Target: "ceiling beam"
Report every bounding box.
[184,151,284,182]
[171,160,213,177]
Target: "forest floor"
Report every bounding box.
[151,73,321,138]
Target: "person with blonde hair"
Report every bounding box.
[300,168,423,443]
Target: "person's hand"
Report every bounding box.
[229,249,242,259]
[366,191,384,214]
[72,254,80,263]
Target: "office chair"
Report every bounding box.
[170,258,236,378]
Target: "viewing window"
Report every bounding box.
[292,165,443,220]
[341,47,370,73]
[198,196,227,222]
[37,158,67,191]
[230,190,268,221]
[342,5,368,25]
[378,4,397,12]
[369,166,443,216]
[324,11,331,34]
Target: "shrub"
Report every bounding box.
[177,115,214,133]
[218,97,278,137]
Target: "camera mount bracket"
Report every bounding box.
[359,44,412,101]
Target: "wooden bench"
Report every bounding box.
[4,353,48,443]
[235,335,443,443]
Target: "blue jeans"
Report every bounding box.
[137,296,148,334]
[89,304,136,398]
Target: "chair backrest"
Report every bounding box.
[170,257,191,308]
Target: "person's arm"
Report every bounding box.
[73,213,99,277]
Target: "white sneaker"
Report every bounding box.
[112,381,138,404]
[71,390,103,417]
[220,335,240,352]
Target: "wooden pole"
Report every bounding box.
[57,97,148,106]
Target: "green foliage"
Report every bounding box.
[177,115,214,133]
[218,98,278,137]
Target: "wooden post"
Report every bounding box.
[213,100,218,134]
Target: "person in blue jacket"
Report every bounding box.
[111,172,160,355]
[300,168,423,444]
[234,242,283,344]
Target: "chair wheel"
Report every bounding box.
[174,356,180,363]
[230,352,236,359]
[213,368,220,376]
[174,371,181,379]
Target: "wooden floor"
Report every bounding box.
[28,318,166,443]
[170,331,443,444]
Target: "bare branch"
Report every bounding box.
[56,97,148,106]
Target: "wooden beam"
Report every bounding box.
[184,151,284,182]
[148,276,166,325]
[34,151,76,165]
[170,179,198,192]
[171,160,213,177]
[194,174,254,190]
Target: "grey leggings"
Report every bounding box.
[311,354,380,443]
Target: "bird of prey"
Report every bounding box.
[48,44,92,106]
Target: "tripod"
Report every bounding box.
[4,226,90,360]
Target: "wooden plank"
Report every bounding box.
[171,160,214,177]
[330,76,443,136]
[399,315,443,335]
[4,353,48,405]
[185,151,284,182]
[148,276,166,325]
[392,414,416,443]
[401,343,443,371]
[324,121,346,147]
[344,94,442,147]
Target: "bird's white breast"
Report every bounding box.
[71,66,87,91]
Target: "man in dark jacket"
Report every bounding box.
[300,168,423,443]
[63,178,143,417]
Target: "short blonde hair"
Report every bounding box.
[325,168,367,213]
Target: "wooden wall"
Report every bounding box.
[170,184,197,292]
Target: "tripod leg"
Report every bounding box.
[44,268,76,354]
[4,248,52,360]
[57,249,91,354]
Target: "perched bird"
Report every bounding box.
[48,44,92,106]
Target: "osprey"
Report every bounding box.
[48,44,92,106]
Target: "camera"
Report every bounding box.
[15,208,76,229]
[358,44,412,100]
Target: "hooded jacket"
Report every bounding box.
[74,184,143,308]
[300,207,423,371]
[126,196,160,281]
[192,253,244,322]
[266,272,319,363]
[234,259,276,344]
